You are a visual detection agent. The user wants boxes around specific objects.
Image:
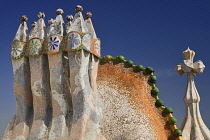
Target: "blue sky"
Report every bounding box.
[1,0,210,137]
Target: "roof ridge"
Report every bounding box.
[100,55,182,139]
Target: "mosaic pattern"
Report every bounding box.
[89,39,101,57]
[11,33,101,58]
[97,63,175,140]
[98,84,158,140]
[94,40,100,55]
[68,32,81,49]
[82,34,91,50]
[29,39,42,56]
[48,35,61,53]
[47,53,70,138]
[11,40,25,59]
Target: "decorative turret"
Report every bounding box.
[4,5,102,140]
[47,18,55,36]
[10,6,100,59]
[85,12,97,38]
[54,9,64,36]
[29,21,37,39]
[7,15,33,140]
[68,5,88,33]
[14,15,28,42]
[11,15,28,59]
[37,12,46,39]
[176,48,210,140]
[66,15,73,34]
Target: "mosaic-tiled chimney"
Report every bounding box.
[3,5,102,140]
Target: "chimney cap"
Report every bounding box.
[56,9,64,15]
[66,15,73,21]
[75,5,83,12]
[20,15,28,22]
[38,12,45,19]
[85,12,92,19]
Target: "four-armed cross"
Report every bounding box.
[176,47,210,140]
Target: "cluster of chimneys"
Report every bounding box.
[14,5,96,42]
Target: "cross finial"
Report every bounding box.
[182,47,195,62]
[176,47,204,76]
[175,48,210,140]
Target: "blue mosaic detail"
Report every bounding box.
[48,36,60,50]
[68,33,81,49]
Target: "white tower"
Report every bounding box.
[176,48,210,140]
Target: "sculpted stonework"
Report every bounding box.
[176,48,210,140]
